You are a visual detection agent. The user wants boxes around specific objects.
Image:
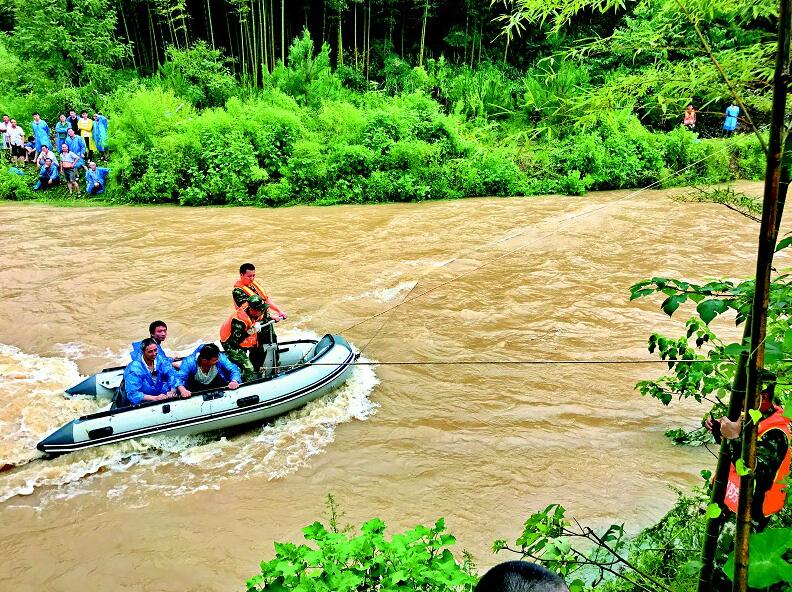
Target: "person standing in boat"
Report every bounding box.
[177,343,241,395]
[124,338,189,404]
[233,262,287,321]
[220,295,273,382]
[131,320,180,369]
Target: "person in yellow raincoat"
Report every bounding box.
[77,110,96,156]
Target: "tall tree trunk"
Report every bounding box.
[206,0,216,48]
[281,0,285,64]
[503,34,509,64]
[337,7,343,67]
[148,4,161,66]
[732,1,792,590]
[354,2,358,71]
[118,2,137,70]
[365,0,371,80]
[250,0,259,85]
[269,0,275,67]
[261,0,269,75]
[419,0,428,67]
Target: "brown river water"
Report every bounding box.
[0,182,778,591]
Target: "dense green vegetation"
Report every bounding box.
[0,0,773,205]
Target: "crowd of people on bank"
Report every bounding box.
[0,110,110,195]
[121,263,288,406]
[682,101,742,136]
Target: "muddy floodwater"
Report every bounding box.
[0,182,778,591]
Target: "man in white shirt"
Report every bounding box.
[6,119,25,163]
[0,115,9,150]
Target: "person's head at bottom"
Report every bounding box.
[475,561,569,592]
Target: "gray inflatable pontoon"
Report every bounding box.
[38,335,357,455]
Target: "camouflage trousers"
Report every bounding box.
[222,344,259,383]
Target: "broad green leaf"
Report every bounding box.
[724,528,792,587]
[748,409,762,424]
[735,458,751,476]
[697,298,729,324]
[705,503,722,519]
[775,236,792,252]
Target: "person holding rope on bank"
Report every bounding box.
[704,373,790,530]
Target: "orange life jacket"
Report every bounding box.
[220,304,259,348]
[724,405,790,516]
[233,279,268,309]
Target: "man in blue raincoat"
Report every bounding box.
[33,158,59,190]
[124,338,188,405]
[178,343,242,394]
[65,129,87,170]
[31,112,51,152]
[92,112,108,158]
[85,161,109,195]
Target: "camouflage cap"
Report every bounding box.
[247,295,267,310]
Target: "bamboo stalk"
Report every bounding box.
[419,0,428,67]
[281,0,285,64]
[731,2,792,590]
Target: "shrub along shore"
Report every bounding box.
[0,35,764,207]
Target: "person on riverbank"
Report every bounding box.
[131,320,180,369]
[34,145,57,168]
[233,262,287,321]
[704,382,790,529]
[65,129,87,170]
[54,114,70,153]
[475,561,569,592]
[220,295,273,382]
[177,343,241,394]
[723,102,740,137]
[124,338,189,405]
[85,162,109,195]
[78,110,95,158]
[92,112,108,159]
[67,110,80,134]
[33,158,59,190]
[31,113,51,153]
[683,104,696,130]
[0,115,8,151]
[24,137,36,162]
[6,120,25,163]
[60,144,81,195]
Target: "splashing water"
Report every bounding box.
[0,337,379,507]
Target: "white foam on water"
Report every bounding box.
[0,339,379,508]
[343,281,418,303]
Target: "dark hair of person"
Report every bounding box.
[27,136,34,141]
[240,262,256,275]
[148,320,167,335]
[198,343,221,361]
[44,158,52,163]
[81,110,88,115]
[32,112,39,116]
[69,109,76,114]
[140,337,158,352]
[474,561,569,592]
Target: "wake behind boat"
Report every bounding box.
[38,335,357,455]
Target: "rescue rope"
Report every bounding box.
[337,136,764,342]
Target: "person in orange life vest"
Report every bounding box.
[704,381,790,527]
[220,295,272,382]
[233,262,287,321]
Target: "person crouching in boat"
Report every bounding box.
[178,343,241,395]
[220,295,274,382]
[124,338,190,404]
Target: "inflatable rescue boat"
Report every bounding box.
[37,335,357,455]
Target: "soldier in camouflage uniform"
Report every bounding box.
[233,262,287,321]
[220,295,274,382]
